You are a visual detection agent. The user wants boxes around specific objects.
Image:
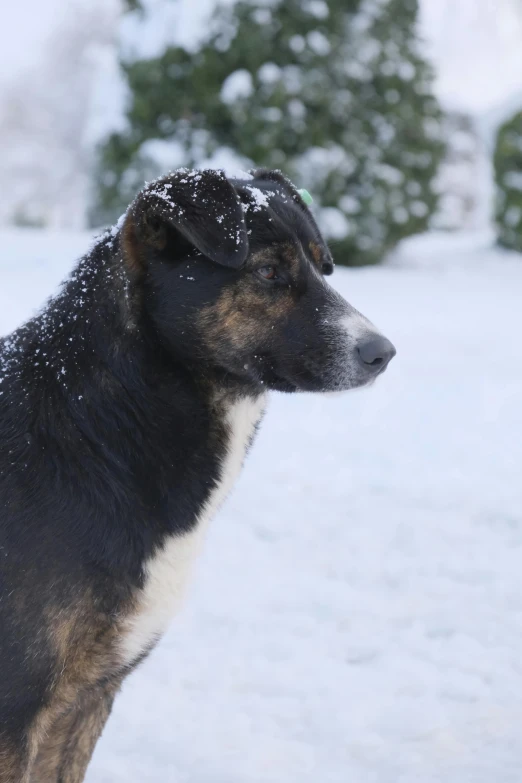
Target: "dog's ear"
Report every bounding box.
[126,169,249,271]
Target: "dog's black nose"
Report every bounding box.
[357,335,396,372]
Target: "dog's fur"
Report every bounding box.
[0,168,394,782]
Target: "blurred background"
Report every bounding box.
[4,0,522,252]
[1,1,522,781]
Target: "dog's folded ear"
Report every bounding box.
[125,169,249,271]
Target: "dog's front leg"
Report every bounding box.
[0,735,33,783]
[30,681,119,783]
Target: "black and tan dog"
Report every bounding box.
[0,169,395,782]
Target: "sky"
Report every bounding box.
[0,0,66,87]
[419,0,522,115]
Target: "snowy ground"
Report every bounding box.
[1,229,522,782]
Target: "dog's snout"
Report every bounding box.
[357,334,396,372]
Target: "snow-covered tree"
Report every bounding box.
[94,0,444,265]
[494,110,522,251]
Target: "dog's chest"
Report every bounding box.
[120,394,266,665]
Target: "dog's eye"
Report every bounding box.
[256,265,279,281]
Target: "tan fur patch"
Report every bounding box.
[281,243,303,274]
[0,738,30,783]
[199,244,303,364]
[45,596,118,692]
[120,215,144,278]
[21,594,134,782]
[30,682,119,783]
[309,241,322,266]
[201,275,293,355]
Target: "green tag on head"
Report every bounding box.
[298,188,313,206]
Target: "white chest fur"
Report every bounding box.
[120,393,267,665]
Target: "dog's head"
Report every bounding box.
[121,168,395,393]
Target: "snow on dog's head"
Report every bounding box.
[120,168,395,393]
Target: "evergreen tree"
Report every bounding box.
[94,0,444,266]
[494,110,522,252]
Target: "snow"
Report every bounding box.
[318,207,352,240]
[220,70,254,104]
[197,147,253,180]
[306,31,331,57]
[257,63,282,85]
[244,186,271,212]
[289,35,306,54]
[503,172,522,192]
[2,228,522,781]
[139,139,187,172]
[303,0,330,20]
[119,0,237,61]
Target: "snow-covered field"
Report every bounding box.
[1,229,522,782]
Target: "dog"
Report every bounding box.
[0,168,395,782]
